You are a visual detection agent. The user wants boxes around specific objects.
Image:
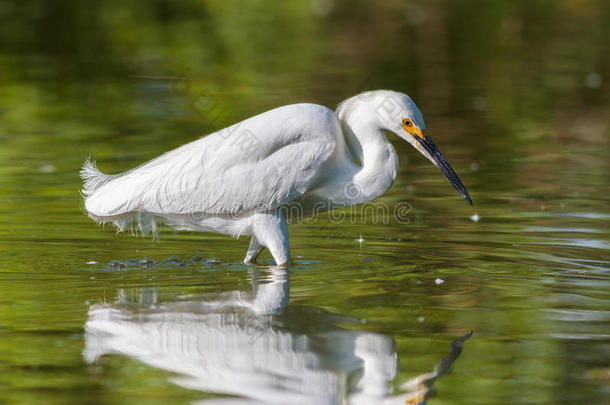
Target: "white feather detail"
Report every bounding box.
[80,103,341,239]
[80,159,159,239]
[80,158,116,196]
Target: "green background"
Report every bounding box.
[0,1,608,404]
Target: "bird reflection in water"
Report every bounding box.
[84,267,470,405]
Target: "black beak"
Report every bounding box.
[416,136,473,205]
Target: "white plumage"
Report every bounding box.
[81,90,472,265]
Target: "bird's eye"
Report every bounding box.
[402,119,413,128]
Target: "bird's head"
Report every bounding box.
[366,90,472,205]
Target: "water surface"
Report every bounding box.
[0,1,608,404]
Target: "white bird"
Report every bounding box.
[81,90,471,265]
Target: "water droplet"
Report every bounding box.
[472,97,487,111]
[40,164,55,173]
[312,0,334,16]
[405,3,426,26]
[108,260,127,270]
[585,72,602,89]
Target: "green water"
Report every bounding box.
[1,1,609,404]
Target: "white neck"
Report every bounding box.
[338,115,399,206]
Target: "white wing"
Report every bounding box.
[82,103,340,220]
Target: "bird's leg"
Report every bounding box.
[251,210,291,266]
[243,236,264,264]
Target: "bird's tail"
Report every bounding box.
[79,158,160,239]
[80,158,116,196]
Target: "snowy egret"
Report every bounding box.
[81,90,471,265]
